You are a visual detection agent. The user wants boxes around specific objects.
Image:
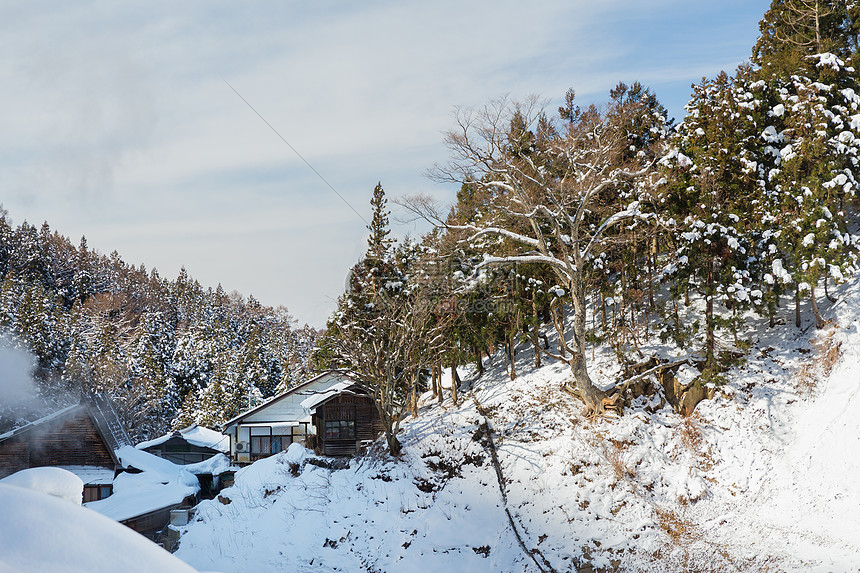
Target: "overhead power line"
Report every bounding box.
[221,77,369,226]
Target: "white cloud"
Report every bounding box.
[0,0,771,326]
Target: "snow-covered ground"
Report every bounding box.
[175,281,860,572]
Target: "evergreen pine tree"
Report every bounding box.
[754,0,857,79]
[367,182,395,266]
[663,72,761,371]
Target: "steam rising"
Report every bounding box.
[0,337,37,407]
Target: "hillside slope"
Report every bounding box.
[175,282,860,572]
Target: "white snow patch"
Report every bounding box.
[0,467,84,505]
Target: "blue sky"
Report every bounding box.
[1,0,770,327]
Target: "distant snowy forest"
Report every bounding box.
[0,218,320,440]
[2,1,860,454]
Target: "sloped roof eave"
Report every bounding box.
[0,400,126,470]
[0,404,82,443]
[300,382,366,413]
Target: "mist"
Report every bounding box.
[0,337,37,408]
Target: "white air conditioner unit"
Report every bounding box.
[235,442,249,452]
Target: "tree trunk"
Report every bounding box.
[435,365,443,404]
[550,299,567,358]
[375,400,402,456]
[620,256,628,324]
[474,344,485,375]
[705,260,716,372]
[824,266,837,302]
[600,290,607,332]
[568,351,606,414]
[386,432,402,456]
[814,1,822,52]
[648,234,657,310]
[566,275,607,415]
[810,283,826,329]
[531,295,542,368]
[450,363,460,405]
[431,366,438,400]
[795,288,802,328]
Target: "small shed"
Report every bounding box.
[303,382,384,457]
[136,425,229,465]
[0,394,130,502]
[86,445,216,542]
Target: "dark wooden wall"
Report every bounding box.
[121,493,196,540]
[143,437,220,465]
[315,394,384,456]
[0,408,115,478]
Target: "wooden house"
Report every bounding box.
[222,370,383,461]
[0,394,131,502]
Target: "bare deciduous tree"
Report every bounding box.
[328,286,450,455]
[402,92,666,415]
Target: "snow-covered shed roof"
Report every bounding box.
[136,424,230,454]
[300,380,365,413]
[57,465,116,485]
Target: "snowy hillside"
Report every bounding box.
[174,281,860,572]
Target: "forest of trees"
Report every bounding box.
[316,0,860,452]
[2,1,858,455]
[0,211,320,440]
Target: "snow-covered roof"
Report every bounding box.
[300,380,361,413]
[136,424,230,454]
[183,453,233,476]
[0,467,84,505]
[223,370,357,428]
[86,446,201,522]
[0,404,79,442]
[57,465,116,485]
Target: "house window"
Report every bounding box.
[325,420,355,440]
[165,444,191,453]
[251,435,282,455]
[83,484,113,503]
